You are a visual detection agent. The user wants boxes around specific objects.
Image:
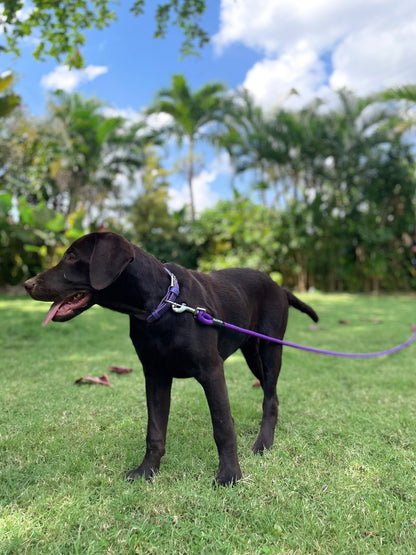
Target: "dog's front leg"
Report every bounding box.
[126,374,172,482]
[198,361,242,486]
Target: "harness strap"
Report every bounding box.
[146,269,180,323]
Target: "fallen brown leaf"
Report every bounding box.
[74,374,111,386]
[108,366,133,374]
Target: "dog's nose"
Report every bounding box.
[24,277,37,292]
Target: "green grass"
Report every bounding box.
[1,293,416,554]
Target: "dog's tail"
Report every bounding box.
[285,289,319,322]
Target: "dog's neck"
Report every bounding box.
[95,247,173,320]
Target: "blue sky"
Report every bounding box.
[3,0,416,213]
[9,2,263,116]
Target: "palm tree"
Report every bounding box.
[45,91,148,221]
[297,90,408,291]
[378,84,416,102]
[375,84,416,131]
[45,91,120,217]
[219,89,310,207]
[148,74,226,220]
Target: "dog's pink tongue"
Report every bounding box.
[42,300,64,327]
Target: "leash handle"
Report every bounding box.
[195,309,416,359]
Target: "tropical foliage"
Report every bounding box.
[0,0,209,67]
[1,74,416,292]
[0,70,20,117]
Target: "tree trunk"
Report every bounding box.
[187,138,196,221]
[295,252,307,292]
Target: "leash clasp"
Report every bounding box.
[167,301,210,320]
[168,301,199,315]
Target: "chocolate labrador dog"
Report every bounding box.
[25,231,318,486]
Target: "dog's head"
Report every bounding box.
[25,232,135,325]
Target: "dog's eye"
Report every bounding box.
[65,251,76,261]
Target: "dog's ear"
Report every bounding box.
[89,233,135,290]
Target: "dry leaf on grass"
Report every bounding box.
[74,374,111,386]
[108,366,133,374]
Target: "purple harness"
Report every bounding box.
[146,269,180,323]
[149,270,416,358]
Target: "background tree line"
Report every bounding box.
[1,74,416,292]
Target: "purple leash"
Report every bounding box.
[198,310,416,358]
[168,301,416,359]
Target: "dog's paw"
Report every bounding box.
[252,434,274,455]
[125,465,156,482]
[252,440,266,455]
[214,468,242,487]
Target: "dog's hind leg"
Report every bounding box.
[252,343,282,455]
[241,338,264,386]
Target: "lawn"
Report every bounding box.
[1,293,415,554]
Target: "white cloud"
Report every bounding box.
[167,154,232,214]
[169,170,220,214]
[40,64,108,92]
[214,0,416,109]
[101,108,174,140]
[214,0,404,55]
[330,18,416,95]
[82,65,107,81]
[101,106,142,122]
[210,150,233,176]
[242,42,331,111]
[146,112,173,129]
